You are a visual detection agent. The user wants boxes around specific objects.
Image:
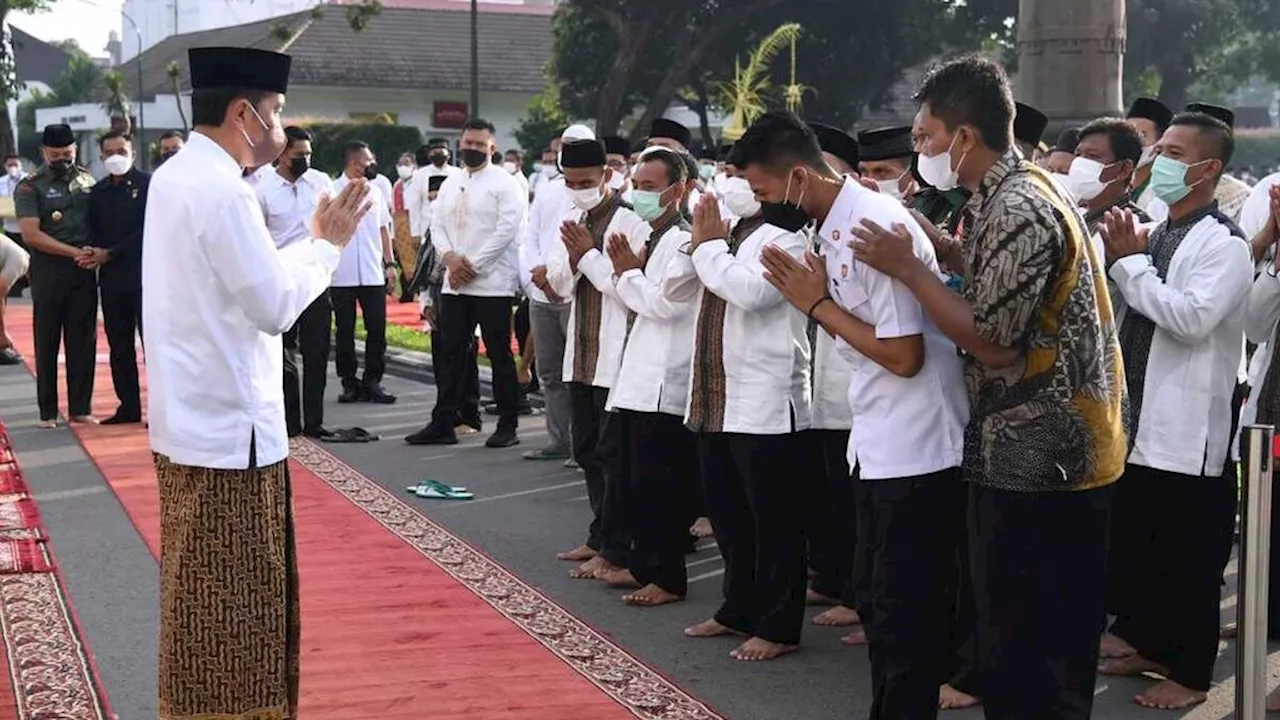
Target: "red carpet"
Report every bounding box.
[8,304,720,720]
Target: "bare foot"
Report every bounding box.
[1099,654,1167,678]
[806,589,839,606]
[569,555,610,579]
[1221,622,1238,640]
[599,567,641,589]
[455,424,480,436]
[1100,631,1137,659]
[939,684,981,710]
[813,605,860,627]
[556,545,597,562]
[38,419,57,429]
[1134,680,1206,710]
[685,618,742,638]
[622,583,683,607]
[690,517,714,538]
[1267,687,1280,712]
[70,415,98,425]
[840,629,868,646]
[730,637,799,662]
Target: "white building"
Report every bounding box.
[119,0,557,63]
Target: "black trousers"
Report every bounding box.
[100,286,141,416]
[943,513,980,696]
[1107,464,1237,691]
[283,291,332,434]
[970,483,1114,720]
[430,329,480,427]
[31,269,97,421]
[804,429,858,606]
[332,285,386,388]
[855,469,965,720]
[699,431,807,645]
[431,294,519,430]
[570,383,618,550]
[617,410,698,595]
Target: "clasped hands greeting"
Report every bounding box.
[75,246,111,270]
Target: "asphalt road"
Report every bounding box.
[1,353,1272,720]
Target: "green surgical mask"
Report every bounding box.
[631,187,671,222]
[699,164,716,181]
[1149,154,1210,206]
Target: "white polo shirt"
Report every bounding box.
[331,173,392,288]
[256,168,333,250]
[818,179,968,480]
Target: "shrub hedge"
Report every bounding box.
[301,122,425,177]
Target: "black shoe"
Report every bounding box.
[484,427,520,448]
[338,386,362,404]
[303,426,338,441]
[0,347,21,365]
[405,423,458,446]
[484,402,535,417]
[364,384,397,404]
[103,411,143,426]
[287,426,303,438]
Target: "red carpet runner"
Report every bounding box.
[8,304,721,720]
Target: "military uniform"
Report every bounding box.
[14,162,98,422]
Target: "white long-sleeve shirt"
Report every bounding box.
[518,177,575,304]
[606,223,698,416]
[143,131,341,470]
[431,164,527,297]
[545,198,652,388]
[664,220,813,435]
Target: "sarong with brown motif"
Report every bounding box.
[155,453,299,720]
[686,216,766,432]
[625,214,690,337]
[392,210,418,283]
[571,192,625,384]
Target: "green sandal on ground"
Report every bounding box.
[405,479,468,494]
[414,479,473,500]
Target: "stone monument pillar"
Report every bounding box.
[1016,0,1126,129]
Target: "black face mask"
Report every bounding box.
[158,151,177,166]
[430,152,447,168]
[289,157,309,178]
[459,149,487,169]
[363,164,379,181]
[49,159,72,175]
[761,202,811,232]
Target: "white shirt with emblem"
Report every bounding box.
[431,164,528,297]
[818,180,968,479]
[142,131,341,470]
[255,168,333,250]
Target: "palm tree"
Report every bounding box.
[717,23,809,142]
[101,70,132,135]
[166,61,188,133]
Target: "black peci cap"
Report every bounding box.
[856,126,913,162]
[1127,97,1174,129]
[560,139,607,168]
[602,136,631,158]
[1185,102,1235,129]
[809,122,860,169]
[1013,102,1049,148]
[648,118,692,149]
[1052,127,1081,154]
[41,123,75,148]
[189,47,291,93]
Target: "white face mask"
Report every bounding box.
[502,161,519,174]
[104,154,133,177]
[1064,156,1117,202]
[607,172,626,190]
[569,184,605,212]
[917,135,965,192]
[5,166,21,179]
[1138,145,1157,168]
[532,162,545,173]
[875,173,906,201]
[396,164,414,180]
[720,177,761,218]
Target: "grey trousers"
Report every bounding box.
[529,300,573,453]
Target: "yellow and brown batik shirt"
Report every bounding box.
[960,150,1129,492]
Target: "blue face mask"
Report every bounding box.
[1149,154,1210,206]
[631,187,671,222]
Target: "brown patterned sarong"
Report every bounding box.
[392,210,418,283]
[686,217,765,432]
[155,453,299,720]
[571,193,624,385]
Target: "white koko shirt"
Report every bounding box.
[431,164,528,297]
[545,196,652,389]
[256,167,334,250]
[142,132,341,470]
[817,180,968,480]
[518,177,576,304]
[331,173,392,287]
[606,222,698,416]
[664,219,813,435]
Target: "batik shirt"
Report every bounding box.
[960,151,1128,492]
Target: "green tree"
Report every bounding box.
[514,84,570,158]
[101,69,131,132]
